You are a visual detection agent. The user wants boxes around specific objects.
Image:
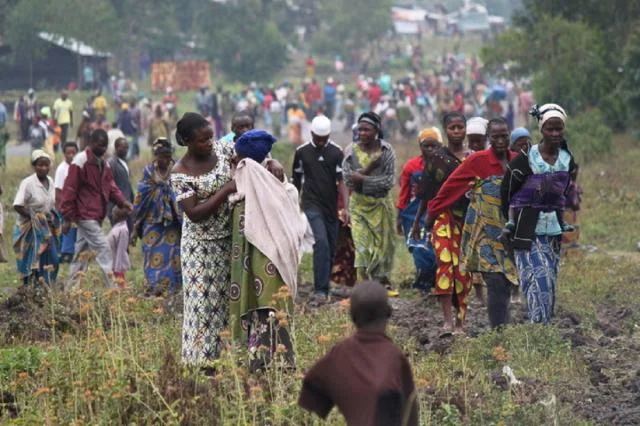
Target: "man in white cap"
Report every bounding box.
[293,115,349,306]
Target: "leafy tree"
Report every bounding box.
[4,0,117,65]
[311,0,392,57]
[622,23,640,120]
[197,0,289,83]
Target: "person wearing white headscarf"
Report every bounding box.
[466,116,488,152]
[13,149,60,286]
[501,102,576,324]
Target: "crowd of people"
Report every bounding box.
[0,59,582,423]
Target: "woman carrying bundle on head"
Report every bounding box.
[132,137,183,296]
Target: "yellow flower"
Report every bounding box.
[492,346,509,362]
[317,335,330,344]
[35,387,52,397]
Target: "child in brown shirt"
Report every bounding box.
[298,280,418,426]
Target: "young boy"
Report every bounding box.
[298,281,418,426]
[107,206,130,286]
[55,142,79,263]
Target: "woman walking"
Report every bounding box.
[13,150,60,286]
[397,127,442,292]
[502,104,576,324]
[427,118,517,329]
[343,112,396,289]
[170,113,237,366]
[411,112,471,336]
[132,138,182,296]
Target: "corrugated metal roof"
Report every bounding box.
[38,32,111,58]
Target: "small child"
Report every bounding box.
[298,281,418,426]
[107,205,130,286]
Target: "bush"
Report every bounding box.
[565,108,613,164]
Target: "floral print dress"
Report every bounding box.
[170,142,233,365]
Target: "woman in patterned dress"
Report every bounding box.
[502,104,577,324]
[132,137,182,296]
[170,113,237,367]
[412,112,471,337]
[342,112,396,289]
[228,130,305,372]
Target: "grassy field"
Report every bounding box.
[0,125,639,424]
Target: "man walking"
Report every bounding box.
[61,129,133,288]
[53,90,73,147]
[293,115,349,306]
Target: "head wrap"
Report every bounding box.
[31,149,51,165]
[510,127,531,148]
[357,112,384,139]
[235,129,277,163]
[466,117,489,135]
[530,103,567,130]
[418,127,443,144]
[40,106,51,117]
[152,137,173,155]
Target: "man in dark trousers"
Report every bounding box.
[108,137,134,233]
[292,115,349,306]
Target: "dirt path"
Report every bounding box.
[388,289,640,424]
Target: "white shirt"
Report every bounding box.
[13,173,55,216]
[54,161,70,190]
[117,157,129,175]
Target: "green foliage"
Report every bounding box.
[622,23,640,119]
[0,347,41,381]
[4,0,118,64]
[565,109,613,164]
[311,0,393,56]
[197,1,289,83]
[484,0,640,128]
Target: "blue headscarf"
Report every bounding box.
[510,127,531,149]
[234,129,277,163]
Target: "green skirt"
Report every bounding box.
[229,200,294,371]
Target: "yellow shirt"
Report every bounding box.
[92,96,108,115]
[53,98,73,124]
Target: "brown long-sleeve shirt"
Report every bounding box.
[299,330,418,426]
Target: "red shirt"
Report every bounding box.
[368,86,382,108]
[396,156,424,210]
[306,83,322,104]
[427,148,515,219]
[61,149,127,222]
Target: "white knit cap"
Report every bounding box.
[466,117,489,135]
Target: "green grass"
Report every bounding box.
[0,134,639,424]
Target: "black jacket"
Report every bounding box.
[500,141,577,250]
[107,156,134,231]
